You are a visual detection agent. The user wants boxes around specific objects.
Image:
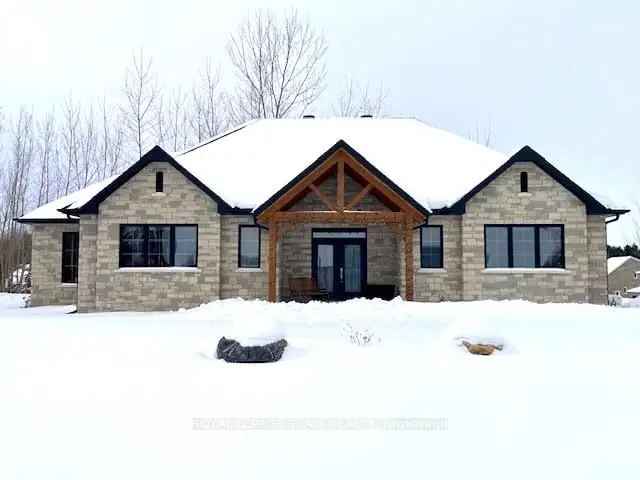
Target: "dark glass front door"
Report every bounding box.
[312,229,366,300]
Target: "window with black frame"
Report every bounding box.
[238,225,260,268]
[420,226,443,268]
[61,232,79,283]
[484,225,564,269]
[119,225,197,268]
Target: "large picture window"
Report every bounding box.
[119,225,197,268]
[238,225,261,268]
[61,232,79,283]
[484,225,564,269]
[420,226,443,268]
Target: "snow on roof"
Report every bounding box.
[19,117,626,220]
[18,176,117,222]
[174,117,508,211]
[607,256,640,274]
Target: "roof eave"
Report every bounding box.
[14,217,79,224]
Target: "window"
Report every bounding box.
[61,232,79,283]
[420,226,443,268]
[485,226,509,268]
[238,225,260,268]
[119,225,197,268]
[147,225,171,267]
[156,171,164,192]
[484,225,565,269]
[174,226,198,266]
[520,172,528,192]
[512,226,535,267]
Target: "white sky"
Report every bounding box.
[2,0,638,244]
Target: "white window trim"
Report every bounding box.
[116,267,201,273]
[60,283,78,288]
[236,268,264,273]
[417,268,447,274]
[482,268,570,274]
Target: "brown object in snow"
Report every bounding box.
[462,341,504,356]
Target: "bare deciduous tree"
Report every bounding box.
[468,121,493,148]
[333,78,388,117]
[191,59,227,141]
[0,109,34,292]
[36,111,57,206]
[227,9,327,123]
[122,49,159,158]
[59,96,81,195]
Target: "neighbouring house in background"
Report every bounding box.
[608,256,640,297]
[15,117,629,312]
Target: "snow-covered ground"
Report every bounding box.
[2,293,640,479]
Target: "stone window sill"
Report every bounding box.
[518,192,532,197]
[418,268,447,274]
[236,268,263,273]
[116,267,201,273]
[482,268,570,275]
[152,192,166,197]
[60,283,78,288]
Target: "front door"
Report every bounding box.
[312,229,367,300]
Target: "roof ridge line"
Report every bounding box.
[176,120,257,156]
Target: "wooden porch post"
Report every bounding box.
[337,158,345,212]
[404,219,414,301]
[268,220,278,302]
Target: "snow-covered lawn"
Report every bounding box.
[2,293,640,479]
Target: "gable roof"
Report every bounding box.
[438,146,629,215]
[253,139,429,217]
[17,117,628,222]
[173,118,508,212]
[608,256,640,275]
[60,146,238,216]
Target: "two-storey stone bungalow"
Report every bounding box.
[16,118,628,312]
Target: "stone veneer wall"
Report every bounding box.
[81,162,221,312]
[30,223,79,306]
[413,215,463,301]
[37,157,609,309]
[279,172,398,298]
[278,223,399,299]
[77,215,97,312]
[461,162,593,303]
[586,215,608,304]
[219,216,269,300]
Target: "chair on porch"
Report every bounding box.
[288,277,329,303]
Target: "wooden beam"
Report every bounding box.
[337,159,345,212]
[309,184,336,211]
[268,221,278,302]
[403,220,414,301]
[272,211,406,224]
[345,184,372,210]
[258,158,338,223]
[342,153,424,220]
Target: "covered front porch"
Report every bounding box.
[255,141,427,302]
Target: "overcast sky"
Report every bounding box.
[2,0,638,244]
